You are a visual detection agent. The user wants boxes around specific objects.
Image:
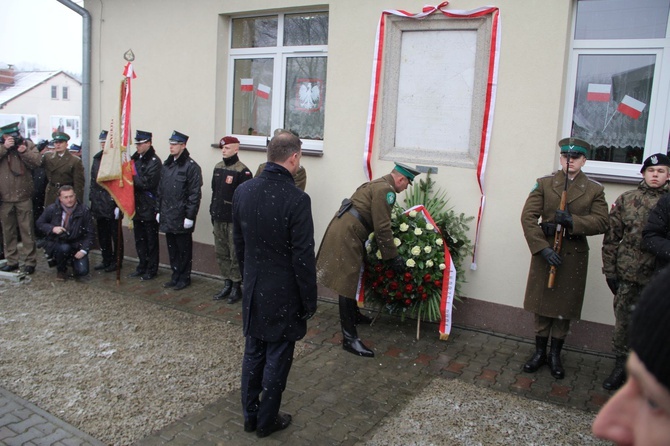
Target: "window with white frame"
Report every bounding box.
[565,0,670,181]
[228,11,328,151]
[51,85,58,100]
[62,86,69,100]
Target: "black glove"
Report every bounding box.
[540,247,562,266]
[606,277,619,295]
[391,255,405,273]
[554,209,573,230]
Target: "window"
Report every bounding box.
[564,0,670,181]
[228,11,328,151]
[62,86,69,100]
[51,85,58,100]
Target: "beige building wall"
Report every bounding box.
[85,0,633,335]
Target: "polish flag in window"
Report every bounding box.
[617,95,646,120]
[586,83,611,102]
[257,83,271,100]
[240,78,253,92]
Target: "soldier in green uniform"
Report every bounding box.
[601,153,670,391]
[521,137,609,379]
[317,163,420,358]
[42,132,85,206]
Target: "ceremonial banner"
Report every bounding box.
[363,2,501,270]
[97,62,136,218]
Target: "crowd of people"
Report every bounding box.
[2,121,670,441]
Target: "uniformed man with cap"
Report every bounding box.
[157,130,203,290]
[210,135,253,302]
[601,152,670,391]
[0,122,42,274]
[128,130,162,281]
[90,130,123,272]
[521,137,608,380]
[317,162,421,358]
[42,131,85,206]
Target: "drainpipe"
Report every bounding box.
[56,0,91,201]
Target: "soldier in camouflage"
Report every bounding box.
[601,152,670,391]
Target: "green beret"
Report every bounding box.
[0,122,20,135]
[558,137,591,157]
[394,162,421,184]
[52,131,71,142]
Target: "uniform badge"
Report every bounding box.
[226,175,234,184]
[386,191,396,205]
[651,155,659,165]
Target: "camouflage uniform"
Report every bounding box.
[602,181,667,355]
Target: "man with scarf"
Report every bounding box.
[36,185,95,281]
[157,130,202,291]
[210,136,252,303]
[0,122,42,274]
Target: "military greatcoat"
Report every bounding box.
[521,169,608,320]
[42,150,85,205]
[317,174,399,299]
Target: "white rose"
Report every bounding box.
[436,238,444,246]
[409,210,418,218]
[394,238,401,247]
[424,246,432,254]
[368,232,375,241]
[391,212,397,220]
[426,260,434,267]
[439,263,446,270]
[411,246,421,256]
[399,223,409,232]
[366,244,372,253]
[414,228,423,236]
[406,259,416,268]
[376,250,383,259]
[426,223,434,231]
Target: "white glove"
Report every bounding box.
[156,213,160,223]
[184,218,194,229]
[114,207,120,220]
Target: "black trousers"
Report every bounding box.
[96,217,123,266]
[241,336,295,430]
[132,219,159,275]
[165,232,192,284]
[52,242,89,276]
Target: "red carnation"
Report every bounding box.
[385,270,395,278]
[405,284,414,293]
[421,293,428,300]
[418,285,424,293]
[404,299,412,305]
[404,272,413,282]
[423,273,432,282]
[390,281,399,290]
[434,280,442,288]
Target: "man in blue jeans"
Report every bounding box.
[36,185,95,281]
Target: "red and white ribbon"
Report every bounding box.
[363,3,501,270]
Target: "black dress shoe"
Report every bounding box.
[256,413,291,438]
[128,270,144,278]
[173,281,190,291]
[0,264,19,272]
[94,263,110,271]
[163,280,177,288]
[23,266,35,275]
[244,418,257,432]
[104,264,119,273]
[141,273,156,281]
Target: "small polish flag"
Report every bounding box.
[240,78,253,92]
[257,83,271,100]
[617,95,646,120]
[587,83,611,102]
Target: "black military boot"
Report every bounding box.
[603,355,627,391]
[547,337,565,379]
[523,336,548,373]
[227,282,243,304]
[339,296,374,358]
[213,279,233,300]
[355,307,373,325]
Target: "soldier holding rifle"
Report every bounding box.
[520,137,608,379]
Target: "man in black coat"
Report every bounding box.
[129,130,161,281]
[157,130,202,291]
[232,131,317,438]
[36,185,95,281]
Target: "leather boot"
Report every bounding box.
[523,336,548,373]
[339,296,374,357]
[603,355,627,391]
[213,279,233,300]
[227,282,243,304]
[547,337,565,379]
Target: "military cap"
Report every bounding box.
[169,130,188,144]
[69,144,81,152]
[640,153,670,173]
[0,122,20,135]
[98,130,108,142]
[47,140,55,148]
[135,130,152,143]
[394,162,421,185]
[558,137,591,157]
[52,131,70,142]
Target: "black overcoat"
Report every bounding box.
[232,163,318,342]
[157,148,202,233]
[131,146,162,221]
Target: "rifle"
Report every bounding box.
[547,158,570,288]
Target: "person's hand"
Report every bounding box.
[155,213,160,223]
[74,250,86,260]
[540,247,562,266]
[52,226,67,235]
[114,207,120,220]
[16,143,27,153]
[555,210,573,230]
[3,136,14,149]
[183,218,194,229]
[391,255,405,273]
[606,277,619,295]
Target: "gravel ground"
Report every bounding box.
[0,272,246,445]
